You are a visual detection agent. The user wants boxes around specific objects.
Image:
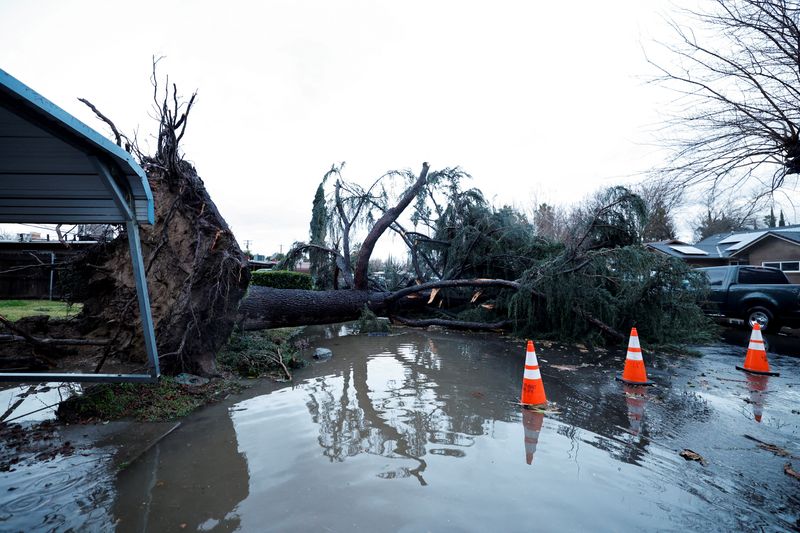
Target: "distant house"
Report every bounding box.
[646,225,800,283]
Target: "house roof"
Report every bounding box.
[646,240,722,260]
[646,225,800,260]
[0,68,153,224]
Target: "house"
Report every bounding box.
[646,225,800,283]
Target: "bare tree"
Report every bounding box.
[652,0,800,199]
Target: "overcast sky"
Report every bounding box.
[0,0,727,254]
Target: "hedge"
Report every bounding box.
[251,270,313,290]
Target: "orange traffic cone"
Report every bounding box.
[745,374,769,423]
[520,340,547,406]
[522,409,544,465]
[736,323,779,376]
[616,327,654,386]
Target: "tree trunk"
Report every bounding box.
[237,276,625,340]
[238,287,389,329]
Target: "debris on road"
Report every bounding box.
[679,449,707,466]
[784,463,800,481]
[744,435,800,459]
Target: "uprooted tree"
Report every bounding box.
[78,71,250,375]
[0,65,250,376]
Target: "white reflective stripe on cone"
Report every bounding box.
[628,335,641,349]
[748,343,766,351]
[523,368,541,380]
[751,328,764,342]
[626,351,643,361]
[525,351,539,367]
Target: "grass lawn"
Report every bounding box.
[0,299,82,321]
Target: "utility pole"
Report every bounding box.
[244,239,253,252]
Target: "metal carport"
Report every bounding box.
[0,68,159,383]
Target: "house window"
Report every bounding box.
[762,261,800,273]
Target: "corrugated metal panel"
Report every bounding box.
[0,69,154,224]
[0,105,47,137]
[0,137,97,174]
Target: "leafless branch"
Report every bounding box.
[652,0,800,198]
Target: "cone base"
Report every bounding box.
[735,365,779,377]
[616,375,655,386]
[520,402,548,409]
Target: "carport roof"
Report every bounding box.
[0,68,153,224]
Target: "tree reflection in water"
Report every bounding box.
[303,336,495,486]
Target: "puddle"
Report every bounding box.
[2,325,799,531]
[0,382,80,423]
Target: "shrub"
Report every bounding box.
[250,270,312,290]
[218,329,305,378]
[56,378,242,422]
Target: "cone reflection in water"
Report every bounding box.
[623,384,647,436]
[522,409,544,465]
[520,340,547,406]
[736,323,779,376]
[617,327,654,386]
[745,374,769,423]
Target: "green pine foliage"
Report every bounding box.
[355,305,391,334]
[309,180,333,289]
[508,246,714,344]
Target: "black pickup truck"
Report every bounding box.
[696,265,800,332]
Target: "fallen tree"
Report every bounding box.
[240,176,711,346]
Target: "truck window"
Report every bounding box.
[702,268,727,286]
[737,267,789,284]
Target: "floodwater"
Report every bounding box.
[2,325,800,532]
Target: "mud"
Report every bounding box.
[1,324,799,532]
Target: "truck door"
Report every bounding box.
[700,267,729,313]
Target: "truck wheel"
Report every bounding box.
[746,306,775,332]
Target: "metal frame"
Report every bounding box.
[0,72,160,383]
[1,159,159,383]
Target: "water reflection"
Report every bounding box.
[744,374,769,423]
[622,384,648,436]
[112,408,249,532]
[521,409,544,465]
[303,335,503,486]
[0,382,79,423]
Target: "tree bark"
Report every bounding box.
[353,163,430,289]
[237,275,625,342]
[238,286,389,329]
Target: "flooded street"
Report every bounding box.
[2,325,800,532]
